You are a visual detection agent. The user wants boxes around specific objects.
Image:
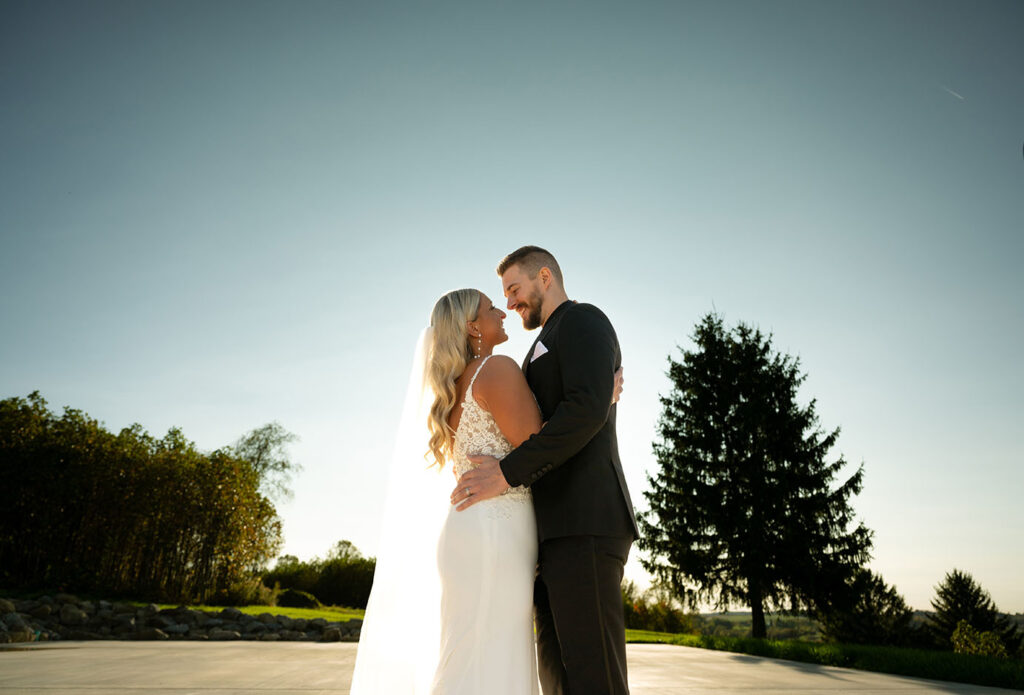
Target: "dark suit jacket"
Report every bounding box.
[499,300,638,542]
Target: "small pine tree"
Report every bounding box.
[928,569,1020,652]
[639,313,873,639]
[816,568,914,645]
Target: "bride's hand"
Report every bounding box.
[450,455,510,511]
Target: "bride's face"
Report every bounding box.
[472,292,508,348]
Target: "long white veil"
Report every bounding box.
[349,327,452,695]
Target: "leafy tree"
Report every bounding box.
[928,569,1020,652]
[327,539,364,562]
[232,422,301,502]
[816,568,914,645]
[639,313,873,638]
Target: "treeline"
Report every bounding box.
[0,392,286,604]
[624,570,1022,659]
[262,540,376,609]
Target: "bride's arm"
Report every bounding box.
[472,355,542,447]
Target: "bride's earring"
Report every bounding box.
[474,335,482,357]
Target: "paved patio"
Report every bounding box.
[0,641,1018,694]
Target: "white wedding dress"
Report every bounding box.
[430,355,540,695]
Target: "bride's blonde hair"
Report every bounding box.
[426,288,481,468]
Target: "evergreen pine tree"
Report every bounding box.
[639,313,873,638]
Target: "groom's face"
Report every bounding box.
[501,265,544,330]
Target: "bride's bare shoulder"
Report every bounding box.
[478,355,523,379]
[473,355,527,394]
[473,355,541,441]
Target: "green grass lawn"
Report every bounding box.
[142,603,365,623]
[626,629,1024,691]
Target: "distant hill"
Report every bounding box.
[914,610,1024,630]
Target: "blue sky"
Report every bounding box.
[2,0,1021,612]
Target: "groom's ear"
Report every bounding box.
[538,267,553,289]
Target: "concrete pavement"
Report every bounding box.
[0,641,1018,694]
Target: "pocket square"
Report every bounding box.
[530,341,549,363]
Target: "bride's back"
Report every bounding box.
[449,356,515,482]
[445,355,487,434]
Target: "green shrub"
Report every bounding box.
[209,575,277,606]
[277,588,322,608]
[622,581,700,634]
[953,620,1009,659]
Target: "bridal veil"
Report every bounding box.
[349,327,451,695]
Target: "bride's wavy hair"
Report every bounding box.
[426,288,480,468]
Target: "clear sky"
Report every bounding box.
[2,0,1021,613]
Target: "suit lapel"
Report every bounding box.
[523,300,572,376]
[522,336,538,373]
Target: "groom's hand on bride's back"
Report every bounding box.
[451,455,510,510]
[613,366,624,404]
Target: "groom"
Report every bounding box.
[452,245,638,695]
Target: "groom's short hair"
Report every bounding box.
[497,246,564,287]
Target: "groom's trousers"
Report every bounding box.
[534,535,632,695]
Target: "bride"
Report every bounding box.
[350,288,544,695]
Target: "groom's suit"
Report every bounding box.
[499,299,637,695]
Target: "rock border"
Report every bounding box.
[0,595,361,644]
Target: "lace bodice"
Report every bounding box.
[453,356,532,509]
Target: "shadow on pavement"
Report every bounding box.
[722,651,1002,694]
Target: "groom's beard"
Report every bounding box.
[520,289,544,330]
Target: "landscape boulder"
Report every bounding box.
[0,595,363,645]
[59,604,89,626]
